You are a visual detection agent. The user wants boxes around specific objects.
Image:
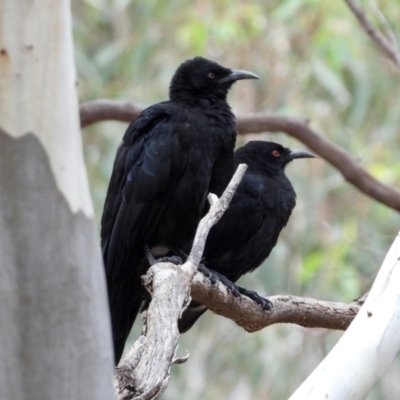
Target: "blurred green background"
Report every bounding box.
[72,0,400,398]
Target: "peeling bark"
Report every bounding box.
[0,0,114,398]
[0,130,114,400]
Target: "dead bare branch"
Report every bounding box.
[344,0,400,69]
[79,99,400,211]
[186,164,247,268]
[114,248,362,400]
[114,257,362,399]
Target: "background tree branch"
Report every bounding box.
[79,99,400,211]
[344,0,400,69]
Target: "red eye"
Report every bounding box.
[272,150,280,157]
[208,72,215,78]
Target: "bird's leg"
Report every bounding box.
[144,245,183,266]
[144,245,157,265]
[235,285,273,310]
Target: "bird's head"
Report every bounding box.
[235,141,315,174]
[169,56,259,103]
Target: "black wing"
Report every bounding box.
[101,103,191,361]
[101,103,189,281]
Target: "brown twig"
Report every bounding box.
[344,0,400,69]
[80,99,146,127]
[79,99,400,211]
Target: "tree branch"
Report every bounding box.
[237,113,400,211]
[190,272,360,331]
[114,234,362,400]
[344,0,400,69]
[114,255,363,399]
[79,99,400,211]
[186,165,247,268]
[80,99,146,128]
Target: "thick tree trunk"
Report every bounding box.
[0,1,114,399]
[289,232,400,400]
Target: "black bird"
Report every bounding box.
[178,141,315,332]
[100,57,259,364]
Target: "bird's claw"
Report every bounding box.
[237,286,273,310]
[198,264,241,298]
[198,264,272,310]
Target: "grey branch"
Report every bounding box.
[114,265,361,399]
[79,99,400,211]
[114,262,189,400]
[114,164,247,400]
[344,0,400,69]
[187,164,247,268]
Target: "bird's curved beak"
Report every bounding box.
[287,149,315,161]
[220,69,260,84]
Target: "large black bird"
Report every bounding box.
[101,57,259,364]
[178,141,315,332]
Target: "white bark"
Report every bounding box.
[289,231,400,400]
[0,0,93,216]
[0,1,114,399]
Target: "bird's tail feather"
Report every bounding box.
[109,276,147,365]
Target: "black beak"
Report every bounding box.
[220,69,260,84]
[286,149,315,161]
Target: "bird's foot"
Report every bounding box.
[236,285,273,310]
[197,264,272,310]
[144,246,182,266]
[198,264,241,297]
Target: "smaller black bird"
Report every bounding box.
[178,141,315,332]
